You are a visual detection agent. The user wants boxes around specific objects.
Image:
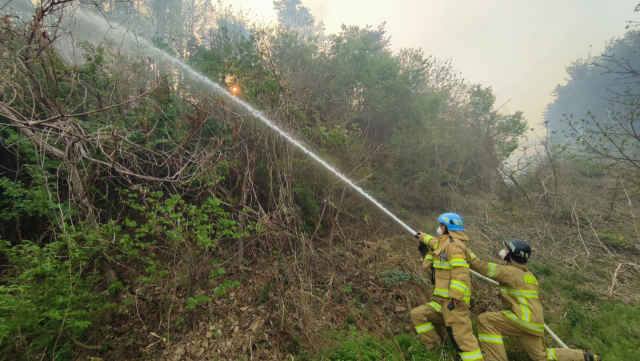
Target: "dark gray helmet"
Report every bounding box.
[504,239,531,263]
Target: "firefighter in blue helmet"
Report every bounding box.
[411,213,483,361]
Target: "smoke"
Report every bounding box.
[545,30,640,135]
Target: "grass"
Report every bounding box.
[297,325,456,361]
[303,302,640,361]
[300,263,640,361]
[553,300,640,360]
[527,262,640,360]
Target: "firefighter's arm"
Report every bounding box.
[416,232,439,250]
[448,245,471,302]
[421,252,434,276]
[468,250,511,284]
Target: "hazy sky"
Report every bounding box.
[234,0,640,130]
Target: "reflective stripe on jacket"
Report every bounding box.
[422,253,434,276]
[420,231,473,304]
[469,253,544,335]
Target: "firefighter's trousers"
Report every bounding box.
[477,312,593,361]
[411,300,483,360]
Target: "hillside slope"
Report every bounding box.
[83,196,640,361]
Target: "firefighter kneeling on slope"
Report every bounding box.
[469,239,600,361]
[411,213,483,361]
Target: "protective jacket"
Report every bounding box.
[419,231,473,304]
[469,254,544,335]
[468,253,599,361]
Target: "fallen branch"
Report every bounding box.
[609,263,623,295]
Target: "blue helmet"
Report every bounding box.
[437,213,464,232]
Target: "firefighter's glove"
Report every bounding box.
[416,232,435,247]
[418,243,428,257]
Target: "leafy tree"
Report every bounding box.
[327,24,405,141]
[273,0,324,38]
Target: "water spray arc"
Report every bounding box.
[175,60,570,350]
[155,35,571,350]
[76,9,568,349]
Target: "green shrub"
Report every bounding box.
[186,294,211,310]
[0,187,260,359]
[0,232,111,360]
[381,270,412,286]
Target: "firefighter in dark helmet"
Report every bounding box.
[469,239,600,361]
